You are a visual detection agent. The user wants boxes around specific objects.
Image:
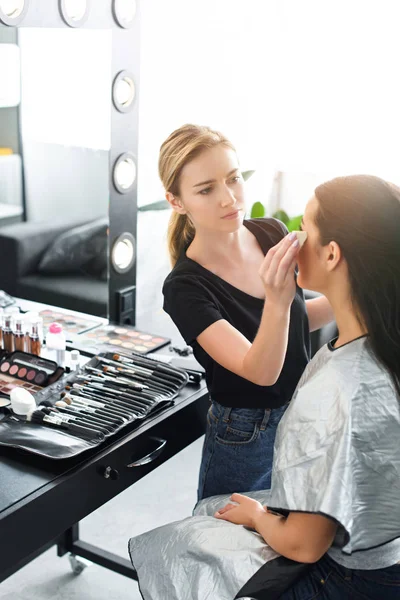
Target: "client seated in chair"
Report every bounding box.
[128,175,400,600]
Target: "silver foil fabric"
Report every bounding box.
[128,491,278,600]
[128,337,400,598]
[269,337,400,556]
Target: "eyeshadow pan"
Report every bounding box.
[27,369,36,381]
[18,367,27,378]
[35,372,46,385]
[139,334,152,341]
[9,365,18,376]
[0,362,10,373]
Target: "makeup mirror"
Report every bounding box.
[0,1,140,324]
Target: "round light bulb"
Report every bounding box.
[63,0,87,20]
[114,156,136,191]
[0,0,25,18]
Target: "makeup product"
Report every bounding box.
[45,322,66,366]
[70,349,80,371]
[73,324,170,355]
[39,309,100,336]
[10,387,36,415]
[39,406,112,435]
[27,317,42,356]
[0,307,3,348]
[26,409,105,441]
[12,316,25,352]
[0,351,63,392]
[293,230,308,247]
[2,311,14,352]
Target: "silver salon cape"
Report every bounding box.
[128,337,400,599]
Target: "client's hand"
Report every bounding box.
[214,493,267,528]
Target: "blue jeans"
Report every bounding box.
[279,553,400,600]
[197,400,288,501]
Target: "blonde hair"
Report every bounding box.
[159,124,236,266]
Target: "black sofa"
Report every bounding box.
[0,213,337,352]
[0,219,108,317]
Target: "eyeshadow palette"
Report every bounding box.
[71,324,170,355]
[38,309,101,336]
[0,351,64,394]
[0,372,43,396]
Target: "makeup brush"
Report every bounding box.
[64,387,135,420]
[76,383,149,414]
[111,352,187,383]
[85,365,148,390]
[80,371,160,401]
[62,393,131,423]
[39,406,112,434]
[74,379,154,410]
[42,404,117,433]
[54,400,123,427]
[98,355,183,388]
[69,382,148,413]
[26,409,105,441]
[82,366,163,397]
[109,355,185,386]
[96,354,186,391]
[101,365,174,395]
[81,375,160,405]
[75,375,157,404]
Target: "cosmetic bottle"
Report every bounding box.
[70,349,80,371]
[45,322,66,366]
[2,311,14,352]
[28,317,42,356]
[23,311,39,350]
[13,316,25,351]
[0,307,3,349]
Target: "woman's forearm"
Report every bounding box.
[242,300,290,386]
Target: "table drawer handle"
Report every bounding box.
[126,437,167,467]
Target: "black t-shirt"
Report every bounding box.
[162,218,310,409]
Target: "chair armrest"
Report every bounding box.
[0,219,90,295]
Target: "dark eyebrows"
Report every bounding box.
[192,168,239,188]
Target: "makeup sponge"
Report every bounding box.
[294,231,308,247]
[10,387,36,416]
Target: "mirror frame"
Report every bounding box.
[0,0,140,325]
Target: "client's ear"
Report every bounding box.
[326,241,342,272]
[166,192,186,215]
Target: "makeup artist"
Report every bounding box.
[161,124,334,501]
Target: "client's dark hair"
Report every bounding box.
[314,174,400,397]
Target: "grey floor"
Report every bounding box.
[0,437,204,600]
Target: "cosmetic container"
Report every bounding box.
[28,317,42,356]
[13,316,25,352]
[45,322,66,366]
[2,311,14,352]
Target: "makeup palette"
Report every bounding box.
[0,351,64,398]
[38,309,101,337]
[71,324,170,355]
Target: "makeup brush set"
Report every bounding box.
[0,350,190,459]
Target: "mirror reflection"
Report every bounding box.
[0,26,111,318]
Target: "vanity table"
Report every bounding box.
[0,300,208,583]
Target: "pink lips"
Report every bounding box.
[222,209,240,220]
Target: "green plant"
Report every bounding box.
[250,201,265,218]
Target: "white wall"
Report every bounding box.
[138,0,400,215]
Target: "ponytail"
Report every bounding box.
[167,212,195,266]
